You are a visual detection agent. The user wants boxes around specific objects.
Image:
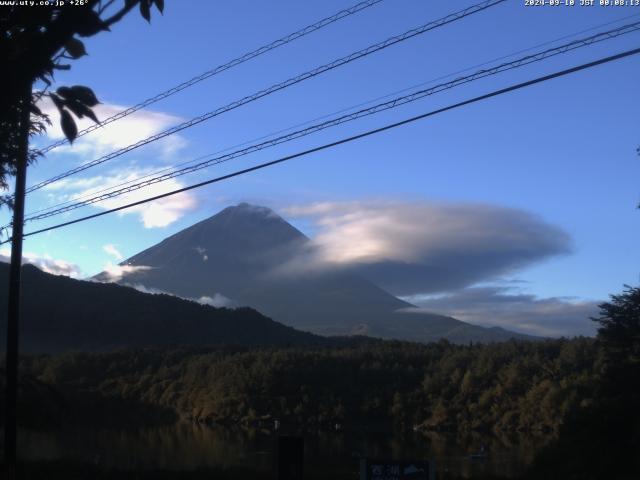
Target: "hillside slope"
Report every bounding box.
[0,263,322,353]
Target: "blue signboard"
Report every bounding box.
[361,460,432,480]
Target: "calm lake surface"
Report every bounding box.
[18,423,551,478]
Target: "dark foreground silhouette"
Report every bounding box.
[0,287,637,479]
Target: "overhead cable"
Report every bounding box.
[6,45,638,244]
[37,0,386,154]
[25,0,506,194]
[21,21,640,224]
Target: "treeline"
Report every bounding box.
[0,263,324,353]
[10,337,599,434]
[1,285,637,479]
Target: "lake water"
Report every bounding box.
[18,423,551,478]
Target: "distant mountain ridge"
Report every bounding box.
[0,263,323,353]
[99,203,536,343]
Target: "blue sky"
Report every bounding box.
[2,0,639,336]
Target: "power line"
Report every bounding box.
[29,0,504,192]
[36,0,386,155]
[25,0,506,194]
[22,154,211,218]
[348,11,640,111]
[6,45,639,244]
[20,21,640,224]
[24,13,640,220]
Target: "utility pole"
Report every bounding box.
[4,80,31,478]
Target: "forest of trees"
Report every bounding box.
[0,285,637,479]
[9,337,599,435]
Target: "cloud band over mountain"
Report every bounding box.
[401,287,599,337]
[284,201,572,295]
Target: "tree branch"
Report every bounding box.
[102,1,139,28]
[98,0,118,15]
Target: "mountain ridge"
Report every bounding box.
[0,262,325,353]
[101,203,536,343]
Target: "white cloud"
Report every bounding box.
[103,244,123,261]
[283,201,571,295]
[98,262,153,282]
[123,283,170,296]
[282,200,592,336]
[196,294,234,308]
[285,201,405,264]
[0,248,82,278]
[38,98,187,159]
[122,283,235,309]
[401,286,600,338]
[40,175,105,192]
[43,167,197,228]
[285,201,569,265]
[33,95,196,228]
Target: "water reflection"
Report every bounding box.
[18,423,551,478]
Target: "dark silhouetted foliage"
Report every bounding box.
[0,0,163,200]
[526,285,640,479]
[0,263,325,352]
[4,338,598,436]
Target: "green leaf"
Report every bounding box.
[65,38,87,59]
[75,10,110,37]
[153,0,164,14]
[65,99,100,124]
[60,109,78,143]
[83,107,100,124]
[50,93,64,112]
[140,0,151,22]
[69,85,100,107]
[29,104,43,117]
[56,86,72,99]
